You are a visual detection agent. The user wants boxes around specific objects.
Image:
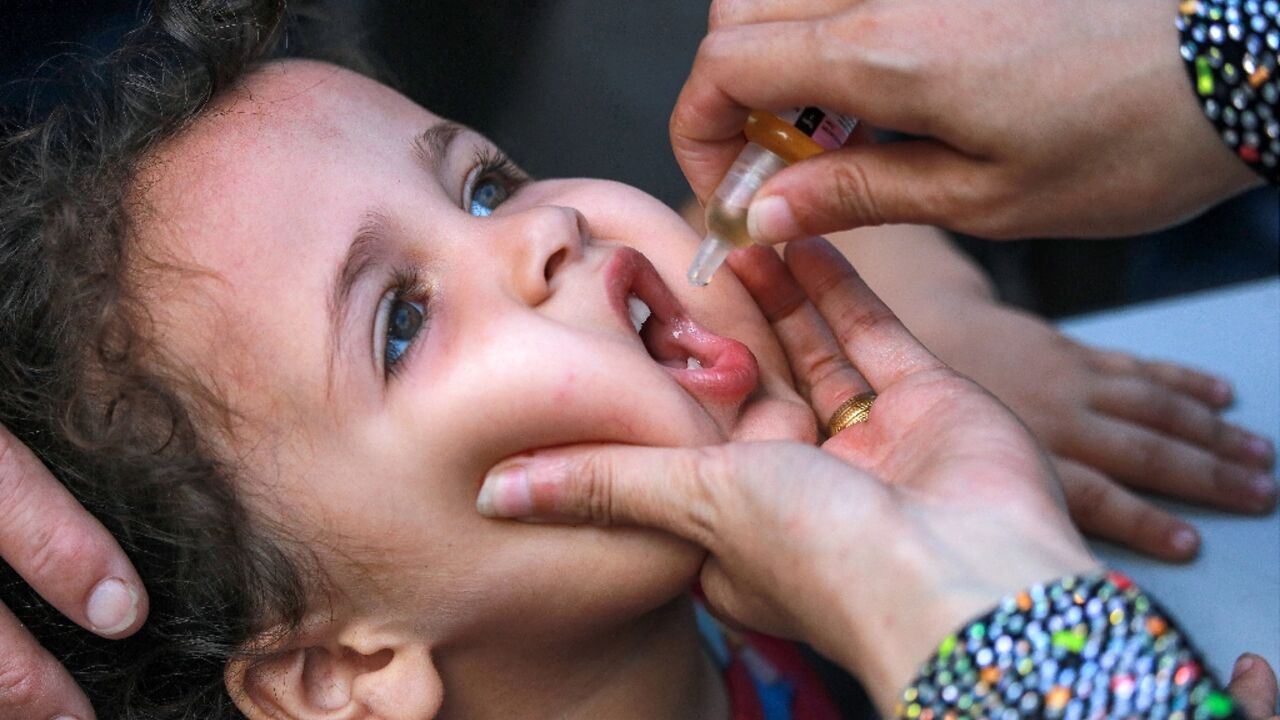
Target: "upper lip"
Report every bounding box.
[604,246,685,343]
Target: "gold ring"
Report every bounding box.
[826,391,877,436]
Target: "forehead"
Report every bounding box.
[130,60,436,424]
[138,59,435,231]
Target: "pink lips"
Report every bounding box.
[604,247,760,405]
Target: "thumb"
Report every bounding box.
[746,140,988,243]
[1229,653,1280,720]
[475,441,841,552]
[476,443,750,549]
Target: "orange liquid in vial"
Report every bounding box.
[704,201,754,249]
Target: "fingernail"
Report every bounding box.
[1250,473,1278,508]
[1232,654,1255,680]
[1211,379,1234,406]
[51,716,80,720]
[747,195,800,244]
[86,577,138,636]
[1169,527,1200,555]
[1243,435,1276,464]
[477,464,533,518]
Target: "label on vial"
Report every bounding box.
[775,106,857,151]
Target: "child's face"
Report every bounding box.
[136,61,813,648]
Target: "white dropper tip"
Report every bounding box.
[687,234,733,287]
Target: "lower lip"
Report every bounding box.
[606,247,760,405]
[661,318,760,404]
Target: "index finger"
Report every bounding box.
[0,426,147,638]
[726,244,872,426]
[783,237,945,389]
[670,18,933,201]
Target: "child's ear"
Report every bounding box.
[224,618,443,720]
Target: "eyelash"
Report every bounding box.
[380,266,429,379]
[465,147,528,210]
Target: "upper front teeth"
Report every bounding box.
[627,294,652,334]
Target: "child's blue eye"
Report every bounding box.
[377,268,427,379]
[469,178,509,217]
[385,296,424,370]
[465,149,527,217]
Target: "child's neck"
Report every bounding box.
[441,594,729,720]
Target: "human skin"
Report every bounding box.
[669,0,1266,242]
[680,198,1276,561]
[821,225,1278,559]
[129,59,813,719]
[473,238,1280,717]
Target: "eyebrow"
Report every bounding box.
[413,120,466,172]
[326,212,390,392]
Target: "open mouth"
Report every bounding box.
[606,248,759,404]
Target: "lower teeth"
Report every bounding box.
[686,357,703,370]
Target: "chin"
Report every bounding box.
[446,521,704,643]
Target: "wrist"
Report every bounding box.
[1176,0,1280,186]
[834,511,1100,715]
[892,572,1246,720]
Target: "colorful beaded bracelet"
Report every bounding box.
[1177,0,1280,184]
[896,572,1243,720]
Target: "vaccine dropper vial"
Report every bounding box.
[687,108,857,286]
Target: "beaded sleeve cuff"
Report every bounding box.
[1178,0,1280,184]
[896,572,1244,720]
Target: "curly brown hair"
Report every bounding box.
[0,1,374,716]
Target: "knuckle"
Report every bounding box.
[695,26,736,67]
[1136,437,1174,475]
[1062,472,1109,515]
[688,445,733,500]
[801,351,851,394]
[0,655,50,713]
[575,452,617,526]
[1145,361,1185,386]
[824,161,886,229]
[0,434,25,523]
[1211,462,1247,493]
[1140,383,1178,423]
[706,0,744,31]
[806,264,895,339]
[1209,419,1234,451]
[1100,351,1141,375]
[683,445,737,541]
[24,516,94,583]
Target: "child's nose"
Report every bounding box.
[502,205,587,306]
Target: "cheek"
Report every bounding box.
[400,313,723,480]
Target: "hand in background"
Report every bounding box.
[793,222,1279,562]
[904,287,1277,561]
[671,0,1263,242]
[678,205,1280,562]
[0,424,148,720]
